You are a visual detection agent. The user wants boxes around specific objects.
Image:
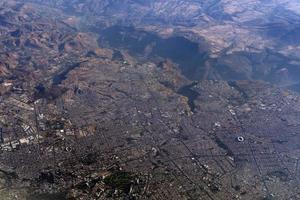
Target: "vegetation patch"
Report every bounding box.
[104,171,134,193]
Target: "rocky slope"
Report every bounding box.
[21,0,300,88]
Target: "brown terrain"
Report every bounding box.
[0,0,299,200]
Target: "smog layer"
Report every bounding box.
[0,1,299,200]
